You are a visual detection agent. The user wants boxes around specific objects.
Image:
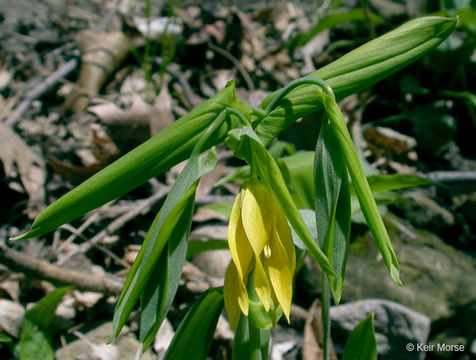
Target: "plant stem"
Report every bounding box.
[265,78,334,113]
[321,272,331,360]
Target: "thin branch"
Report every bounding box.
[5,58,78,125]
[0,244,124,294]
[208,43,255,91]
[55,183,171,266]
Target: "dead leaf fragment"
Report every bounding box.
[303,300,338,360]
[88,84,174,137]
[63,31,130,113]
[0,123,46,217]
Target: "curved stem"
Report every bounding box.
[249,105,267,120]
[227,108,252,127]
[265,77,335,113]
[191,110,228,158]
[191,106,251,159]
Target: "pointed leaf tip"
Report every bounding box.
[390,265,402,286]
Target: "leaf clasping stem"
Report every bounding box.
[265,77,335,114]
[191,108,250,158]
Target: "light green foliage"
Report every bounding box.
[11,16,457,359]
[163,288,224,360]
[342,314,378,360]
[17,287,73,360]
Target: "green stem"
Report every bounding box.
[190,110,228,158]
[321,272,331,360]
[265,77,335,113]
[191,107,250,158]
[249,105,268,120]
[227,108,252,127]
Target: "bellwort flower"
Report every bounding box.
[224,179,296,329]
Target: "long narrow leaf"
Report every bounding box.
[163,288,224,360]
[13,83,248,241]
[110,150,217,342]
[14,18,455,243]
[321,94,401,285]
[256,17,456,144]
[314,120,351,304]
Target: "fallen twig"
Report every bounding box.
[426,171,476,183]
[208,43,255,91]
[0,244,124,294]
[55,182,171,266]
[5,58,78,126]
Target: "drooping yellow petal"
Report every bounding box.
[224,261,248,330]
[241,180,271,256]
[253,255,272,311]
[274,199,296,274]
[267,228,294,322]
[228,191,253,279]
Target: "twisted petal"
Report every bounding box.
[253,255,272,311]
[224,261,248,330]
[228,191,253,279]
[241,180,271,256]
[267,200,295,322]
[275,204,296,275]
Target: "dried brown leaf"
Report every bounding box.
[303,300,338,360]
[0,123,46,218]
[63,31,130,114]
[88,85,174,138]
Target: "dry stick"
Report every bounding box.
[208,43,255,91]
[426,171,476,183]
[195,194,235,206]
[164,63,203,108]
[0,244,124,294]
[55,183,171,266]
[57,212,101,253]
[5,58,78,126]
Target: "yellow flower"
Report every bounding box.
[224,179,296,329]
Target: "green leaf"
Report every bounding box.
[225,127,335,277]
[18,319,54,360]
[366,174,438,193]
[314,119,351,304]
[279,153,436,207]
[341,314,377,360]
[187,239,229,259]
[110,149,217,344]
[0,331,12,343]
[278,152,315,210]
[199,202,234,220]
[18,286,73,360]
[23,286,73,330]
[13,83,250,241]
[290,209,316,250]
[268,140,296,159]
[256,17,457,144]
[215,165,250,187]
[287,8,383,49]
[351,191,407,222]
[163,288,224,360]
[329,95,401,284]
